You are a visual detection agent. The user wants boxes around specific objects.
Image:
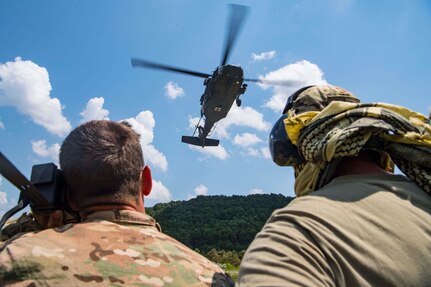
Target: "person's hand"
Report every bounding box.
[32,210,64,229]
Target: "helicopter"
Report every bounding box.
[131,4,293,147]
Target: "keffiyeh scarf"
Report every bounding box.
[285,101,431,196]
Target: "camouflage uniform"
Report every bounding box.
[0,213,43,242]
[0,210,234,286]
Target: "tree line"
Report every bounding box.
[146,193,293,253]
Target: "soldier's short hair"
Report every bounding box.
[59,120,144,207]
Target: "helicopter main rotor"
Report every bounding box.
[132,4,249,81]
[221,4,249,66]
[131,4,300,88]
[131,58,211,79]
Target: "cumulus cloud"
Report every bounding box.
[189,105,271,140]
[260,60,327,113]
[244,147,271,159]
[0,192,7,207]
[215,105,271,138]
[189,145,229,160]
[124,111,168,172]
[232,133,270,159]
[186,106,269,159]
[233,133,262,147]
[252,50,276,62]
[80,97,109,123]
[31,140,60,162]
[0,176,7,207]
[0,57,71,136]
[249,188,265,195]
[187,184,209,199]
[146,180,172,203]
[260,146,271,159]
[194,184,208,196]
[165,81,185,99]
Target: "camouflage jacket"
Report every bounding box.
[0,213,44,242]
[0,209,234,287]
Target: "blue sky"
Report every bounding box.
[1,0,430,214]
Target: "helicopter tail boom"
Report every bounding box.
[181,136,219,147]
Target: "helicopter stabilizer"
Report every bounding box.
[181,136,219,147]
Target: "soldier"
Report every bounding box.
[237,85,431,286]
[0,120,234,286]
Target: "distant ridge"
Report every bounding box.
[147,193,294,253]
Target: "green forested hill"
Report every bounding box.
[146,193,293,253]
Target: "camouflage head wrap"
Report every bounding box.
[284,85,431,196]
[289,85,360,114]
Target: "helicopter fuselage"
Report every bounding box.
[199,64,246,139]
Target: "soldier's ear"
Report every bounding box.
[141,165,152,197]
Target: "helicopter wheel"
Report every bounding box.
[236,98,242,107]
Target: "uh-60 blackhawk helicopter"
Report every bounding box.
[131,4,294,147]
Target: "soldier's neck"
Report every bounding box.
[79,204,145,220]
[333,154,391,178]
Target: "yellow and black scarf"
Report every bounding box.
[285,101,431,196]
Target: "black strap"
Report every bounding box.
[0,152,51,208]
[0,198,30,230]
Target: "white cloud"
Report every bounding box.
[187,184,209,200]
[249,188,265,195]
[0,57,71,136]
[165,81,185,100]
[194,184,208,196]
[233,133,262,147]
[260,60,328,113]
[252,50,276,62]
[189,145,229,160]
[241,146,271,159]
[233,134,271,159]
[186,106,269,159]
[0,177,7,207]
[0,120,4,129]
[80,97,109,123]
[124,111,168,172]
[216,105,271,138]
[31,140,60,162]
[189,105,270,140]
[0,192,7,207]
[260,146,271,159]
[146,180,172,203]
[188,117,203,133]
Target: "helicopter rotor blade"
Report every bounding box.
[244,78,301,87]
[131,58,211,79]
[220,4,249,66]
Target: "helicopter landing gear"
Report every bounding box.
[236,97,242,107]
[197,125,204,137]
[240,83,247,95]
[235,83,247,107]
